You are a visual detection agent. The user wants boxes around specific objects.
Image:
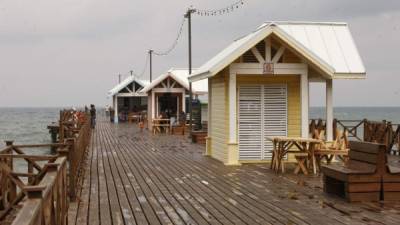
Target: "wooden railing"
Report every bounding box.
[309,118,400,154]
[0,109,92,225]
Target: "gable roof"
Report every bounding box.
[139,68,208,94]
[108,76,150,97]
[189,21,366,81]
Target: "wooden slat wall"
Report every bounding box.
[210,70,228,163]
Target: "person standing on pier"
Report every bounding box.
[90,104,96,128]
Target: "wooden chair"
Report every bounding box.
[314,130,349,171]
[293,152,309,175]
[321,141,386,202]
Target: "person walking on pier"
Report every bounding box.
[90,104,96,129]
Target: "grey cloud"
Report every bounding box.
[0,0,399,107]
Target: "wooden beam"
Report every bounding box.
[272,46,285,63]
[251,47,265,63]
[265,38,271,62]
[170,81,176,88]
[326,79,333,141]
[124,87,133,93]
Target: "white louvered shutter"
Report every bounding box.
[238,85,262,160]
[263,85,287,159]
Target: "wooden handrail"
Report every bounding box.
[0,109,92,224]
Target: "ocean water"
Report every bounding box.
[1,107,400,152]
[310,107,400,124]
[0,108,60,151]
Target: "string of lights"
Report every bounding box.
[116,1,245,81]
[195,0,245,16]
[153,17,186,56]
[136,53,150,78]
[117,52,149,82]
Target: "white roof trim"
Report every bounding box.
[189,21,366,81]
[139,68,208,94]
[108,76,149,97]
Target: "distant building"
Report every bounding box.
[108,76,149,123]
[139,68,208,129]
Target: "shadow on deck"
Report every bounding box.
[68,120,400,225]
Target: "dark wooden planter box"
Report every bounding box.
[192,131,207,144]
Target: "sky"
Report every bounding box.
[0,0,399,107]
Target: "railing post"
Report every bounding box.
[332,119,337,140]
[363,119,368,141]
[65,138,76,200]
[5,140,17,202]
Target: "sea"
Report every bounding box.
[1,107,400,153]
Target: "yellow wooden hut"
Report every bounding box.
[188,21,366,165]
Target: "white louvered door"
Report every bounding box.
[238,84,287,161]
[238,86,262,160]
[263,85,287,159]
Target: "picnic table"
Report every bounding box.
[128,113,141,123]
[152,118,171,134]
[267,136,322,175]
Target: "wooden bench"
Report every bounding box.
[383,154,400,201]
[321,141,386,202]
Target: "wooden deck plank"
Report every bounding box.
[96,126,113,225]
[100,124,138,225]
[101,124,149,225]
[125,136,275,225]
[88,129,99,224]
[116,133,226,225]
[75,128,93,225]
[68,120,400,225]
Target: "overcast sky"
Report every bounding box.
[0,0,399,107]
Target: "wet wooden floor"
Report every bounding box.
[68,120,400,225]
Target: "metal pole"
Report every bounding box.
[149,49,153,82]
[118,74,121,84]
[186,8,195,139]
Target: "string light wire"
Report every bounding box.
[153,17,186,56]
[116,1,245,80]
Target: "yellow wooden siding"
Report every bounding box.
[236,75,301,138]
[210,71,228,163]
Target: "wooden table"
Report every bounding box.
[128,114,140,123]
[267,136,322,175]
[152,118,171,134]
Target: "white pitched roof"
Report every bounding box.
[189,21,365,81]
[108,76,150,97]
[140,68,208,94]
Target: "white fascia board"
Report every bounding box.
[333,73,366,79]
[188,71,211,82]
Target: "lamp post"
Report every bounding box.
[185,7,196,139]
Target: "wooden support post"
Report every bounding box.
[113,95,119,124]
[326,79,333,141]
[300,70,309,138]
[228,71,237,143]
[5,140,17,202]
[65,138,76,200]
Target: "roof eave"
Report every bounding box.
[188,70,211,82]
[333,72,366,79]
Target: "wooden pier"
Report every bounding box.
[66,120,400,225]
